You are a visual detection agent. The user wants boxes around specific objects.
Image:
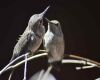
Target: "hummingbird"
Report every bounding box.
[8,6,50,80]
[43,18,65,69]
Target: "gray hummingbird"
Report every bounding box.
[10,6,50,62]
[43,18,65,68]
[8,6,50,80]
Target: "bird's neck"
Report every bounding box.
[33,25,45,38]
[48,25,51,31]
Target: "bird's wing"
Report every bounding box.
[10,31,35,61]
[53,36,65,60]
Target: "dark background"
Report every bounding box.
[0,0,100,80]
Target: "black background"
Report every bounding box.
[0,0,100,80]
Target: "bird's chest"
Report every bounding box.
[44,31,55,46]
[30,36,42,52]
[44,31,63,48]
[35,26,45,37]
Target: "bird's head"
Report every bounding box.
[50,20,61,28]
[28,6,50,30]
[45,18,62,35]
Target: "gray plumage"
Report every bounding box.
[43,18,65,64]
[10,6,50,61]
[8,6,50,80]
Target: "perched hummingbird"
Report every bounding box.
[8,6,50,80]
[43,18,65,68]
[10,6,50,61]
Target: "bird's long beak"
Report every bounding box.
[45,18,51,23]
[39,6,50,18]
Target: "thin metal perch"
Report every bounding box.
[68,54,100,68]
[1,52,100,75]
[0,53,29,75]
[23,53,28,80]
